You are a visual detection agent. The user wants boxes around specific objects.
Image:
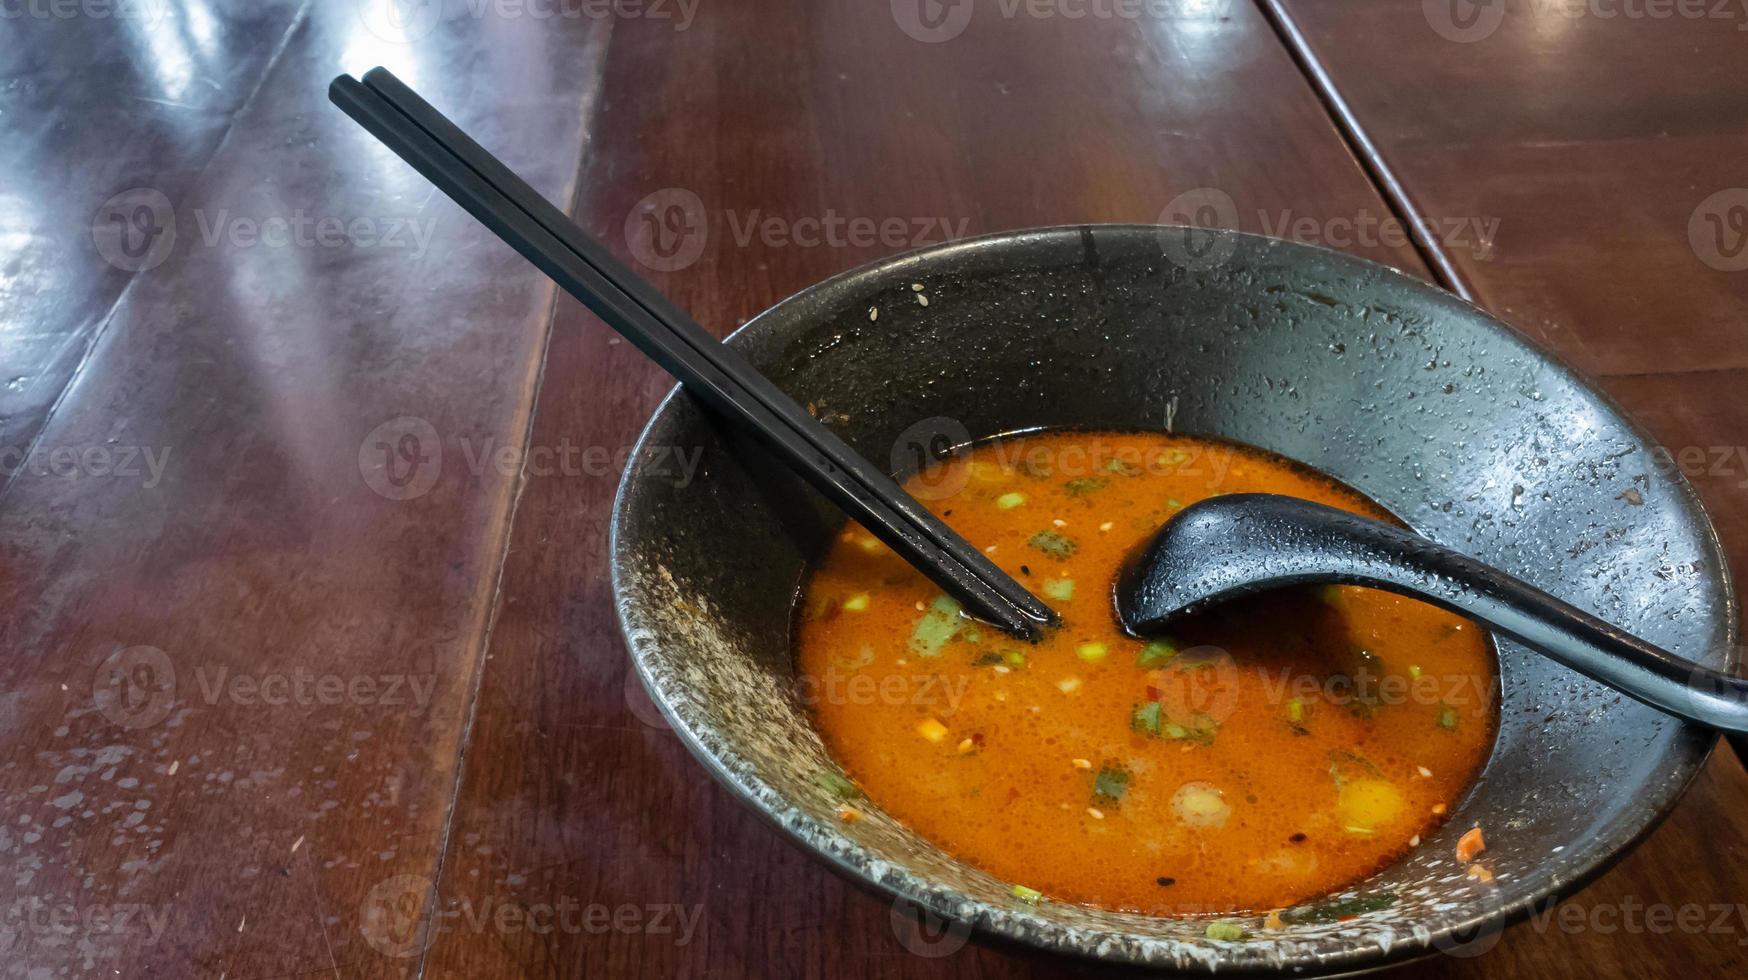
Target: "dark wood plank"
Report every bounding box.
[421,2,1432,977]
[0,7,608,977]
[1266,3,1748,976]
[0,0,306,487]
[1267,0,1748,378]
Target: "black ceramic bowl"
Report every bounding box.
[610,226,1735,973]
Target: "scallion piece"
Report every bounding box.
[908,595,963,657]
[1093,765,1131,802]
[1043,578,1075,601]
[1076,642,1108,663]
[1136,639,1178,667]
[996,492,1027,510]
[1027,529,1077,559]
[1064,477,1108,496]
[1204,921,1247,941]
[1011,884,1043,904]
[1437,703,1459,730]
[814,770,860,799]
[1130,701,1162,735]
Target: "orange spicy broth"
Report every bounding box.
[794,430,1497,915]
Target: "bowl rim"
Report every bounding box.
[609,224,1738,973]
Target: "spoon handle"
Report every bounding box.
[1125,493,1748,761]
[1258,501,1748,752]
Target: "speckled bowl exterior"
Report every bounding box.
[609,226,1736,974]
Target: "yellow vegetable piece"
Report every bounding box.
[1337,778,1405,833]
[916,718,949,743]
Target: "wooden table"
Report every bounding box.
[0,1,1742,976]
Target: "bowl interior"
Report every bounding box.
[611,226,1733,973]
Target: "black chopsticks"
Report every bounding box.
[329,68,1055,639]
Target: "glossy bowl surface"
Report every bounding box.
[610,226,1735,973]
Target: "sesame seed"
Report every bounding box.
[1417,766,1433,778]
[868,306,878,321]
[1099,521,1113,532]
[916,294,929,306]
[1071,758,1092,769]
[1052,518,1066,527]
[1086,807,1105,820]
[911,283,925,291]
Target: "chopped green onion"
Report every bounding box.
[962,628,982,644]
[1408,664,1423,680]
[1093,765,1131,801]
[1076,642,1108,663]
[1437,704,1459,730]
[908,595,963,657]
[1001,649,1028,668]
[1204,921,1247,941]
[1043,578,1075,601]
[1105,457,1141,476]
[1136,639,1178,667]
[996,492,1027,510]
[842,594,870,612]
[1064,477,1108,496]
[814,770,860,799]
[1166,498,1183,509]
[1287,698,1304,723]
[1027,529,1077,559]
[1010,884,1043,903]
[1157,449,1190,467]
[1130,701,1162,735]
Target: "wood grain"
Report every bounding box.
[0,6,608,976]
[0,0,306,485]
[416,2,1430,977]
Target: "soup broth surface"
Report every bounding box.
[795,430,1496,914]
